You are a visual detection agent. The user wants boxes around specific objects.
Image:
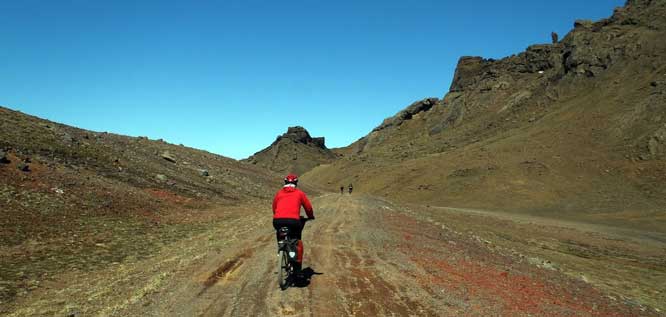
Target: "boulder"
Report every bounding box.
[17,162,30,172]
[199,169,210,177]
[0,149,9,164]
[161,151,176,163]
[155,174,168,182]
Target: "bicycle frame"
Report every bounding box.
[277,227,299,289]
[276,217,310,290]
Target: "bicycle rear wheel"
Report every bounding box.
[278,250,289,290]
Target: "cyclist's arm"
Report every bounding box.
[301,193,314,219]
[272,194,278,215]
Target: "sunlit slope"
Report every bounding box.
[303,0,666,230]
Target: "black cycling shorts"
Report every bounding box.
[273,218,304,241]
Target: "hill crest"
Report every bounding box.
[244,126,336,175]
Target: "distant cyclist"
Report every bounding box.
[348,183,353,194]
[272,173,314,273]
[340,186,344,195]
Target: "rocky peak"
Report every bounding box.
[275,126,328,149]
[449,57,493,93]
[447,0,665,95]
[244,126,336,175]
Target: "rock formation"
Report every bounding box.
[245,126,336,175]
[307,0,666,215]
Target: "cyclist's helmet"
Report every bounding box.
[284,173,299,185]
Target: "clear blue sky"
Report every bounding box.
[1,0,623,159]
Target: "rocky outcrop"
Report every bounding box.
[448,44,566,94]
[449,0,665,95]
[373,98,439,132]
[449,57,491,92]
[245,126,336,175]
[435,0,666,126]
[312,137,326,148]
[273,126,328,148]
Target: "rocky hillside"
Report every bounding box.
[304,0,666,230]
[244,126,337,176]
[0,106,290,304]
[0,107,281,204]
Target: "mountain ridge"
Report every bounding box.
[303,0,666,230]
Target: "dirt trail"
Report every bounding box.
[117,194,651,316]
[122,194,439,316]
[6,194,657,316]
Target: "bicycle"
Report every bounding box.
[276,217,311,290]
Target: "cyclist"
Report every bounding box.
[272,173,314,273]
[348,183,353,194]
[340,186,344,195]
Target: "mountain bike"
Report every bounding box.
[277,217,311,290]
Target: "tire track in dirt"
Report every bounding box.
[117,213,275,317]
[130,194,442,316]
[303,195,440,316]
[116,194,651,316]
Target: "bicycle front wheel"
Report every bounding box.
[278,250,289,290]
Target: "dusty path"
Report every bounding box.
[124,194,441,316]
[6,194,658,316]
[117,194,651,316]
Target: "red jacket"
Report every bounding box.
[272,185,314,220]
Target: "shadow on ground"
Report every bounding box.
[290,267,323,288]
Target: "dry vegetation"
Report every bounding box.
[0,107,310,311]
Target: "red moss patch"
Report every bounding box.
[382,208,645,316]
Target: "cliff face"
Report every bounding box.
[351,0,666,159]
[441,0,666,159]
[304,0,666,226]
[244,126,337,176]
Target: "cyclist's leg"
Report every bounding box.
[272,219,284,243]
[291,220,305,269]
